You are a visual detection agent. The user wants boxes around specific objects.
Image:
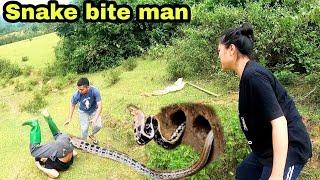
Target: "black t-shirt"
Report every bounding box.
[239,60,312,165]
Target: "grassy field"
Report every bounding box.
[0,33,319,179]
[0,33,59,68]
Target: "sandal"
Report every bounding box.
[89,135,99,145]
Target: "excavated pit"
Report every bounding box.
[155,103,225,162]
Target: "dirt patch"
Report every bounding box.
[155,103,225,162]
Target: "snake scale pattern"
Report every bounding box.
[70,108,215,179]
[134,116,186,149]
[70,130,213,179]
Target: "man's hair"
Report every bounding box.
[77,77,89,86]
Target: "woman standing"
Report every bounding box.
[217,23,312,180]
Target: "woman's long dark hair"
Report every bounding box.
[220,23,254,57]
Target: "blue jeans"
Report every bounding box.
[236,152,304,180]
[79,110,102,140]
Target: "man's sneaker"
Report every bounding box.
[89,135,99,145]
[93,140,99,145]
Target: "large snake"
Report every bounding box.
[134,115,186,149]
[70,130,213,179]
[70,106,216,179]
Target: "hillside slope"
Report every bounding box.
[0,33,58,68]
[0,33,318,179]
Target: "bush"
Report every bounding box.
[245,2,320,74]
[21,65,32,76]
[166,29,215,79]
[53,73,77,90]
[215,71,239,92]
[40,85,50,96]
[164,1,319,80]
[54,0,183,73]
[21,92,47,113]
[274,70,299,86]
[146,44,167,60]
[104,69,122,87]
[14,80,33,92]
[41,64,60,83]
[164,5,247,79]
[21,56,29,62]
[121,58,138,71]
[14,79,39,92]
[0,59,22,79]
[28,79,38,86]
[0,79,8,88]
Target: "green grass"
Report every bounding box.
[0,33,59,69]
[0,33,319,179]
[0,58,236,179]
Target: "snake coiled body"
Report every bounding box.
[70,130,213,179]
[135,116,186,149]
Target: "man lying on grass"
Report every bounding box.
[22,109,77,178]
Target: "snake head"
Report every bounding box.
[127,104,142,116]
[127,104,147,127]
[69,136,83,148]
